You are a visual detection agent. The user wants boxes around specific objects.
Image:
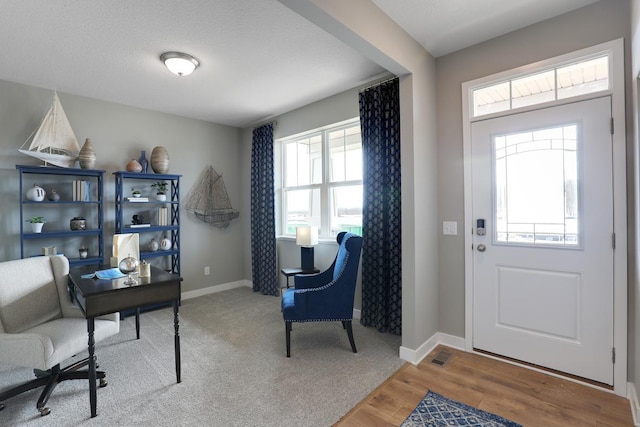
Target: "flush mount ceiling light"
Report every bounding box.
[160,52,200,77]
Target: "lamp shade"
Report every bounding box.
[296,226,318,246]
[161,52,200,77]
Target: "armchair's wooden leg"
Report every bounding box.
[345,321,357,353]
[285,322,292,357]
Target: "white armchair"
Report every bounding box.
[0,256,119,416]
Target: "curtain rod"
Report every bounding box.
[359,75,399,92]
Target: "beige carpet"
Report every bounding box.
[0,286,404,426]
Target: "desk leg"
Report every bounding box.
[87,317,97,418]
[173,300,181,383]
[135,307,141,339]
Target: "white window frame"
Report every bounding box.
[275,117,362,239]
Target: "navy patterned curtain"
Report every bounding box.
[251,123,279,296]
[359,78,402,335]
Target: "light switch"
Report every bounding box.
[443,221,457,236]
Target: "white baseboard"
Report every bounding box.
[399,332,465,365]
[628,382,640,426]
[181,279,252,300]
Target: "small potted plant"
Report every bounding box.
[26,216,45,233]
[151,181,168,201]
[131,187,141,198]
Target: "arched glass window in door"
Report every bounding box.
[494,124,580,247]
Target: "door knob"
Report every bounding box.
[477,244,486,252]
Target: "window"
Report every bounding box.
[277,119,363,238]
[494,124,579,246]
[472,55,609,118]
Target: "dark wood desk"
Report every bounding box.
[68,265,182,418]
[280,267,320,288]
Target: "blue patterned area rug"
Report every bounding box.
[401,391,522,427]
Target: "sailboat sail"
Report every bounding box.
[185,165,239,228]
[18,92,80,168]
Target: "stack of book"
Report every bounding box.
[72,180,90,201]
[125,196,149,202]
[158,207,169,226]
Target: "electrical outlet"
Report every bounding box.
[204,266,210,276]
[443,221,458,236]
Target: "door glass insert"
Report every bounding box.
[494,124,579,246]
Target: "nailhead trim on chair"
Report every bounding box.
[285,318,352,323]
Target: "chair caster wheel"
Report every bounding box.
[99,378,108,388]
[39,407,50,416]
[0,403,5,411]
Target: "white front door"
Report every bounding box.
[471,97,614,385]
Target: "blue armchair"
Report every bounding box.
[281,231,363,357]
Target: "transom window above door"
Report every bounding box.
[472,55,609,118]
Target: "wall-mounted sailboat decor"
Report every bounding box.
[184,165,239,228]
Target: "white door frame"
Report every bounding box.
[461,39,627,396]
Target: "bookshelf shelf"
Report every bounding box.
[16,165,105,267]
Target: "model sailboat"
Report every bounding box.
[185,165,239,228]
[18,92,80,168]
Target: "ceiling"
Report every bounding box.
[0,0,599,128]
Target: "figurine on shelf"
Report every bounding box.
[132,214,145,225]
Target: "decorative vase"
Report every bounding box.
[156,193,167,202]
[160,235,172,251]
[138,150,149,174]
[26,184,46,202]
[126,159,142,172]
[79,247,88,259]
[47,190,60,202]
[151,146,170,174]
[31,222,44,233]
[79,138,97,169]
[148,238,159,252]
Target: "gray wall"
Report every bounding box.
[0,79,243,293]
[435,0,631,339]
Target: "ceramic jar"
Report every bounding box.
[151,146,170,174]
[126,159,143,172]
[70,217,87,230]
[160,235,171,250]
[47,190,60,202]
[148,238,159,252]
[79,138,97,169]
[139,260,151,278]
[79,247,88,259]
[26,184,46,202]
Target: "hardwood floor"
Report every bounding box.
[334,345,634,427]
